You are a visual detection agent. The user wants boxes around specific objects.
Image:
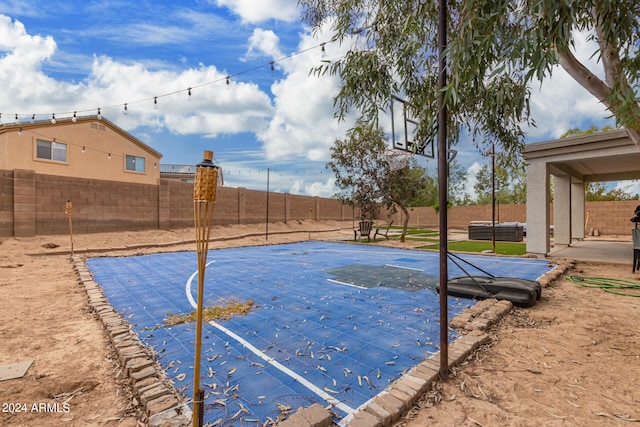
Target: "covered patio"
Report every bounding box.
[524,129,640,256]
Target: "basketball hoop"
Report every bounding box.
[383,148,411,171]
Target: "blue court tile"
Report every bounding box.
[87,241,554,425]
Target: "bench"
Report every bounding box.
[374,221,394,240]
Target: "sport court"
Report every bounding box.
[87,241,553,425]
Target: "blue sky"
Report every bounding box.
[0,0,631,196]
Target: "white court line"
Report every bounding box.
[185,263,355,416]
[326,278,367,289]
[384,263,425,272]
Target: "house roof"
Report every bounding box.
[0,115,163,159]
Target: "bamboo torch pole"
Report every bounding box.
[192,150,220,427]
[65,199,74,259]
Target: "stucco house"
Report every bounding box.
[0,115,162,185]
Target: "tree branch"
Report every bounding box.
[592,4,621,88]
[557,48,640,147]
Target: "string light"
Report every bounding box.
[51,113,56,124]
[72,111,77,122]
[6,39,334,121]
[108,152,111,159]
[81,146,85,153]
[18,128,22,136]
[154,96,158,109]
[123,103,128,115]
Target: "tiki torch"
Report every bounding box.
[65,199,74,258]
[192,150,220,427]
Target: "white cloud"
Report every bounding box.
[526,30,615,142]
[214,0,299,23]
[0,14,59,100]
[258,25,357,161]
[242,28,283,60]
[302,177,336,197]
[615,180,640,198]
[463,161,482,199]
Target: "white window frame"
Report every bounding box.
[36,139,67,163]
[125,154,146,173]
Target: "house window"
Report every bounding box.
[36,139,67,162]
[125,155,146,173]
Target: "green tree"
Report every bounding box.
[585,182,637,201]
[300,1,640,153]
[472,155,527,205]
[327,122,430,241]
[560,125,615,139]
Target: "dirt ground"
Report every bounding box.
[1,220,638,426]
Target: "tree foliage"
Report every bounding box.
[585,182,638,201]
[327,122,430,241]
[299,0,640,151]
[473,161,527,205]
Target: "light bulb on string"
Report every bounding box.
[18,128,22,136]
[226,76,230,87]
[321,43,327,58]
[82,146,85,153]
[31,114,35,122]
[123,103,128,115]
[270,61,275,71]
[51,113,56,124]
[108,153,111,160]
[154,97,158,109]
[97,108,102,120]
[188,87,192,101]
[15,113,18,121]
[72,111,77,122]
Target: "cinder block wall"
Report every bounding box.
[36,173,159,235]
[1,169,638,237]
[585,200,640,235]
[0,170,15,236]
[381,200,639,236]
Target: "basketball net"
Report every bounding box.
[383,148,411,171]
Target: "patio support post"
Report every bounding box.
[525,160,551,255]
[553,174,571,246]
[571,180,586,239]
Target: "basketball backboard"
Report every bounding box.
[390,95,435,158]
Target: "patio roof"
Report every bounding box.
[524,129,640,256]
[523,129,640,182]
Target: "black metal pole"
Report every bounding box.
[437,0,449,382]
[266,168,270,241]
[492,142,496,253]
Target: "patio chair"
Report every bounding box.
[354,220,373,242]
[374,221,394,240]
[633,229,640,273]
